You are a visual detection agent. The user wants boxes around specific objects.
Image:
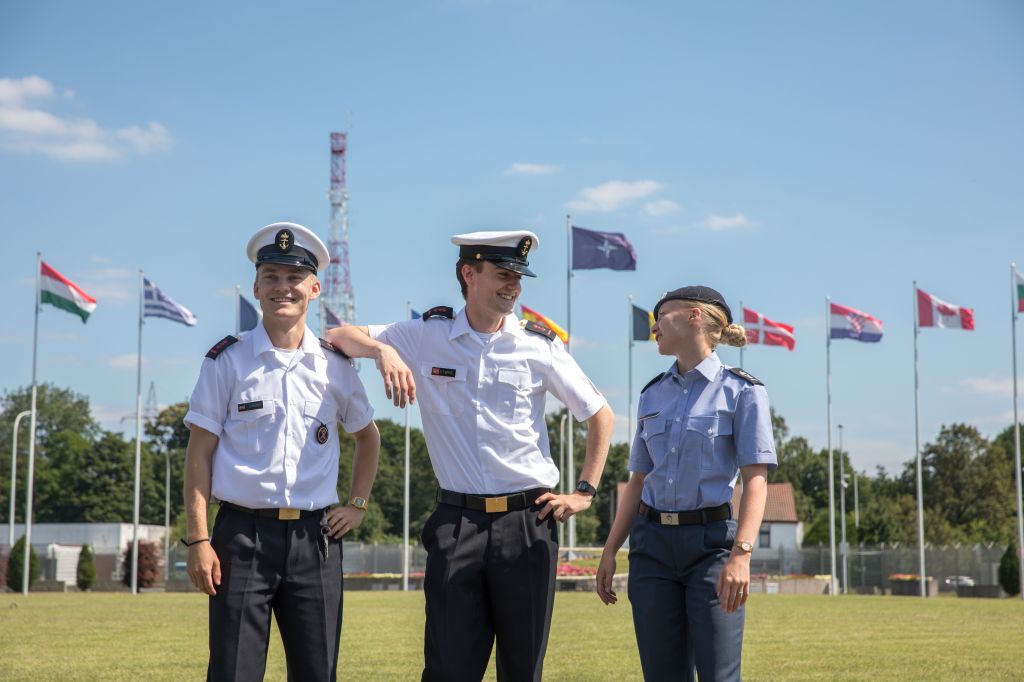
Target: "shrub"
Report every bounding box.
[121,540,162,588]
[6,536,40,592]
[998,540,1020,596]
[77,544,96,591]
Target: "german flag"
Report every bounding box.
[520,304,569,344]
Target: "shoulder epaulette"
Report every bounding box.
[423,306,453,320]
[523,320,556,341]
[320,338,350,359]
[206,335,239,360]
[728,367,764,386]
[641,372,666,393]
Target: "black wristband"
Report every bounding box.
[180,537,211,548]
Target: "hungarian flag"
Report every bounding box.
[520,304,568,343]
[632,305,655,341]
[916,287,974,330]
[40,261,97,323]
[743,307,795,350]
[830,302,883,343]
[1016,270,1024,314]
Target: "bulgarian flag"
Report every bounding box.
[40,261,97,323]
[916,287,973,330]
[520,304,569,344]
[1016,270,1024,314]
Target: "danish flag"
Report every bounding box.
[743,307,795,351]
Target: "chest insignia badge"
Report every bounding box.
[316,422,330,444]
[238,400,264,412]
[431,367,457,377]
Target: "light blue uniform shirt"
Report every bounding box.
[629,353,777,512]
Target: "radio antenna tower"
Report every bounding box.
[322,131,355,333]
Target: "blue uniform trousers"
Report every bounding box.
[627,515,744,682]
[207,505,344,682]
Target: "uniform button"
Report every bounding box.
[675,418,681,423]
[683,389,689,394]
[668,478,673,484]
[708,428,714,434]
[671,447,676,453]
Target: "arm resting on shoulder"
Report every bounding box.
[325,325,416,407]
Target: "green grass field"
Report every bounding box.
[0,591,1021,680]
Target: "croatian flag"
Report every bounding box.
[830,302,883,343]
[916,288,974,330]
[743,307,795,351]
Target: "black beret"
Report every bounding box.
[653,286,733,324]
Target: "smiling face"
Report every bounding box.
[463,260,522,319]
[253,263,320,323]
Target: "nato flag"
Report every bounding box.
[571,226,637,270]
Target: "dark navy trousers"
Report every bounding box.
[419,502,559,682]
[627,515,744,682]
[207,505,344,682]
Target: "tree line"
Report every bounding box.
[1,383,1020,549]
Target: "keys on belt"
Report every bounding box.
[638,502,731,526]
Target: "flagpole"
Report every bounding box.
[403,301,411,592]
[1011,262,1024,602]
[628,295,634,447]
[739,300,744,368]
[131,270,144,595]
[825,296,837,596]
[235,285,241,336]
[23,253,41,595]
[565,214,575,554]
[913,280,926,597]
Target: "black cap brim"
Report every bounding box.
[491,259,536,277]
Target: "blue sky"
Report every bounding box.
[1,1,1022,475]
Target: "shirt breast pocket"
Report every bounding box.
[419,363,466,416]
[303,400,338,453]
[231,398,277,456]
[641,417,668,463]
[495,368,538,423]
[685,414,728,470]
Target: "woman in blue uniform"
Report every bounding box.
[596,286,777,682]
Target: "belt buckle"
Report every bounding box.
[485,496,509,513]
[660,512,679,526]
[278,508,301,521]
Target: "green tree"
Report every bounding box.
[145,402,190,529]
[7,536,39,591]
[998,540,1020,596]
[76,544,96,591]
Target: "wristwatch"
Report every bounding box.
[733,540,754,554]
[575,480,598,497]
[349,496,369,511]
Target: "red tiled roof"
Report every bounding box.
[730,482,799,523]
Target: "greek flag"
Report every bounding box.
[144,278,197,326]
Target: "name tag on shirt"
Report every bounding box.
[431,367,457,378]
[238,400,264,412]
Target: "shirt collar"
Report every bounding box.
[667,352,722,383]
[449,306,522,341]
[251,321,323,361]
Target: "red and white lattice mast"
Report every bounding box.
[322,131,355,333]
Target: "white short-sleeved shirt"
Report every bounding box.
[184,323,374,510]
[368,307,607,494]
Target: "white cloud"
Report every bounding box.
[75,267,136,304]
[567,180,663,213]
[0,75,172,162]
[706,212,756,231]
[644,199,680,216]
[43,331,81,341]
[106,354,148,370]
[504,162,559,176]
[962,377,1013,398]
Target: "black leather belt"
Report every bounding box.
[638,502,731,526]
[437,487,550,513]
[220,501,325,521]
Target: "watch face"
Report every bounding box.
[351,497,368,510]
[576,481,596,496]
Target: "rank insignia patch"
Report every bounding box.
[316,423,329,444]
[431,367,457,377]
[238,400,264,412]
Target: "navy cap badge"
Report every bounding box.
[276,229,293,252]
[518,236,532,257]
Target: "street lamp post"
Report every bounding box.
[8,411,31,552]
[838,424,848,595]
[559,413,568,549]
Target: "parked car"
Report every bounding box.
[943,575,975,587]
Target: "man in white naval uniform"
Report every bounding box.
[327,230,614,681]
[183,222,381,682]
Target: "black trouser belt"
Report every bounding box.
[437,487,550,513]
[220,501,325,521]
[638,502,731,526]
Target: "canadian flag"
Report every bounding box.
[916,288,974,330]
[743,307,796,350]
